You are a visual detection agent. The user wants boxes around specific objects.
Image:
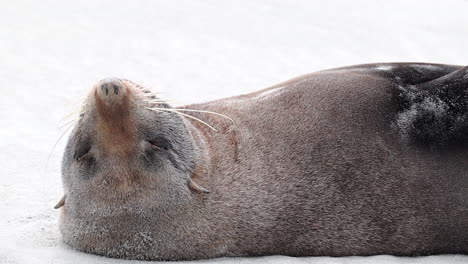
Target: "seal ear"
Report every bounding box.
[187,178,210,194]
[54,195,66,209]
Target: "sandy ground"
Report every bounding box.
[1,0,468,263]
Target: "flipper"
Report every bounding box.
[397,66,468,146]
[187,178,210,194]
[54,195,66,209]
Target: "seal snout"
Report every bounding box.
[93,78,136,155]
[95,78,128,107]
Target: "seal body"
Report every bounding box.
[59,64,468,260]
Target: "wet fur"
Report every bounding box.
[59,63,468,260]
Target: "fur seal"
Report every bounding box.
[57,63,468,260]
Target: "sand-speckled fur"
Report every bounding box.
[59,63,468,260]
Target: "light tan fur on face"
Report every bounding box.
[94,82,137,157]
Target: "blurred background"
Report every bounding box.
[1,0,468,263]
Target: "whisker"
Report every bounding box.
[126,80,230,130]
[44,120,76,178]
[59,118,77,130]
[146,108,164,113]
[148,107,234,124]
[60,109,80,123]
[131,124,151,163]
[168,108,235,124]
[142,90,160,94]
[143,100,167,104]
[60,99,87,122]
[146,107,218,132]
[144,99,178,105]
[141,93,161,98]
[141,149,150,163]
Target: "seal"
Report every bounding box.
[56,63,468,260]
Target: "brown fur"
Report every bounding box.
[58,64,468,260]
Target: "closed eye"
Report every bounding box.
[148,137,171,151]
[74,144,92,161]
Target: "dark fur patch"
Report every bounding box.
[397,81,468,146]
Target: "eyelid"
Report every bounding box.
[76,151,90,161]
[149,143,164,151]
[74,145,91,161]
[148,138,170,150]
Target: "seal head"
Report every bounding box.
[59,78,205,259]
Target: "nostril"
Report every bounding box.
[100,84,111,96]
[98,78,124,96]
[95,78,127,105]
